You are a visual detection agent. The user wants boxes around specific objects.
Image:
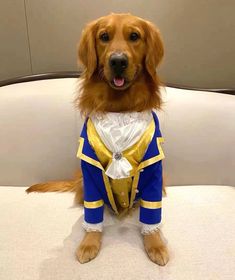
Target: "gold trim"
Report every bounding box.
[138,137,165,170]
[77,137,104,170]
[84,200,104,209]
[87,119,112,169]
[102,172,119,214]
[77,124,165,213]
[129,172,140,209]
[123,119,155,176]
[129,137,164,209]
[86,118,155,175]
[140,199,162,209]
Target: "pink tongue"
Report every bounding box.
[113,77,125,87]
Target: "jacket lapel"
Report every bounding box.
[138,112,165,170]
[77,119,104,170]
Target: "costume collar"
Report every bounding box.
[77,111,164,171]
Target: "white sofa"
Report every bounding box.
[0,78,234,280]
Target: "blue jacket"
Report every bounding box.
[77,112,164,225]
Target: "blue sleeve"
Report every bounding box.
[81,160,104,224]
[139,161,163,224]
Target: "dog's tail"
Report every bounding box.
[26,180,79,193]
[26,170,84,204]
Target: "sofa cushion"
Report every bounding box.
[0,185,234,280]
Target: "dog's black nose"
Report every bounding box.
[109,53,128,75]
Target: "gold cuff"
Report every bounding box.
[140,199,162,209]
[84,200,104,209]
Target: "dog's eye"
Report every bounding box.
[100,32,110,42]
[129,32,140,41]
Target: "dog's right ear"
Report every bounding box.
[78,20,99,79]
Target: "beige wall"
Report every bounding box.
[0,0,235,88]
[0,1,31,79]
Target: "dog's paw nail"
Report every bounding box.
[76,245,99,264]
[147,247,169,266]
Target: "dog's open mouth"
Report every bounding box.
[113,77,125,87]
[105,69,139,91]
[109,76,131,90]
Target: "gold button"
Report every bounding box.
[122,202,126,206]
[121,191,125,196]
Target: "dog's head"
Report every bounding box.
[78,13,164,89]
[77,13,164,114]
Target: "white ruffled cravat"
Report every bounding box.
[91,111,152,179]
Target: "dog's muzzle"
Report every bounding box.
[109,53,128,87]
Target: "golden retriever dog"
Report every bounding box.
[27,13,169,266]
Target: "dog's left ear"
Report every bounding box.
[143,21,164,82]
[78,20,99,79]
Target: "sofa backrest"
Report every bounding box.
[0,78,234,186]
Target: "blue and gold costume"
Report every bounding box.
[77,112,164,226]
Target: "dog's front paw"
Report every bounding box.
[143,231,169,266]
[76,232,102,264]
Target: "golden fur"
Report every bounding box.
[26,13,169,266]
[75,13,164,115]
